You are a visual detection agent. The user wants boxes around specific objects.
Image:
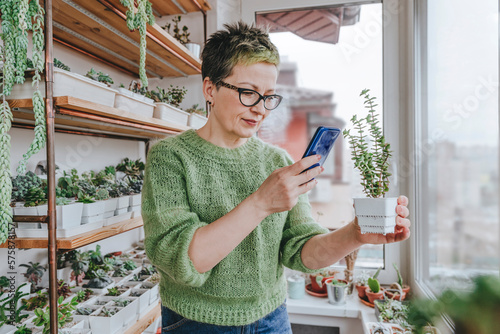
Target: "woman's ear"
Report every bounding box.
[202,77,216,104]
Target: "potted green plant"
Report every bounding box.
[114,80,155,118]
[162,16,200,58]
[354,270,371,299]
[186,104,208,129]
[70,251,89,287]
[309,269,338,294]
[0,283,30,327]
[19,262,46,292]
[37,196,84,230]
[365,267,384,304]
[13,186,46,219]
[151,86,190,126]
[21,290,48,311]
[374,298,411,331]
[343,89,397,235]
[385,263,410,301]
[85,68,114,87]
[32,296,78,334]
[82,269,114,291]
[54,58,71,71]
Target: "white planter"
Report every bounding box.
[141,282,159,305]
[102,198,118,219]
[38,202,83,228]
[128,204,141,218]
[185,43,201,59]
[128,288,151,315]
[353,197,398,235]
[188,113,208,129]
[117,196,130,210]
[10,68,117,106]
[104,211,133,226]
[89,306,124,334]
[114,88,155,118]
[13,206,39,217]
[153,103,189,125]
[129,193,141,207]
[16,221,40,229]
[81,201,105,225]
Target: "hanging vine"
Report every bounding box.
[121,0,154,88]
[0,0,46,243]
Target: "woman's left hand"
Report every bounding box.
[354,195,411,245]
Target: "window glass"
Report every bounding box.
[418,0,499,292]
[256,2,384,268]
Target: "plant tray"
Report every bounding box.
[15,220,104,238]
[188,113,208,129]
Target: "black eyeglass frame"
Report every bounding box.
[218,81,283,110]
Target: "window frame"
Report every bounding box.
[242,0,405,285]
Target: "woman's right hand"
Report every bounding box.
[251,154,324,216]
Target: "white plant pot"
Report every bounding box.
[353,197,398,235]
[117,196,130,210]
[102,198,118,219]
[128,288,151,315]
[188,113,208,129]
[141,282,159,305]
[38,202,84,229]
[129,193,141,207]
[185,43,201,59]
[88,306,125,334]
[114,88,155,118]
[128,204,141,218]
[104,211,133,226]
[82,201,105,217]
[13,206,39,216]
[153,103,189,125]
[10,68,117,106]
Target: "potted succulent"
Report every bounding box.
[325,278,349,305]
[10,65,117,107]
[365,267,385,304]
[151,85,189,126]
[355,270,371,299]
[309,269,338,294]
[20,262,46,293]
[385,263,410,301]
[88,306,127,334]
[162,16,200,58]
[13,186,46,222]
[82,269,114,292]
[343,89,397,235]
[374,298,411,331]
[74,288,94,303]
[85,68,114,87]
[11,172,44,206]
[37,196,83,230]
[114,81,155,118]
[186,104,208,129]
[21,290,48,311]
[70,250,89,287]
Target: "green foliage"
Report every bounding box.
[162,16,191,45]
[11,172,43,202]
[21,290,48,311]
[33,296,77,334]
[186,103,207,116]
[150,85,188,107]
[98,306,118,317]
[0,276,9,290]
[129,80,154,99]
[57,169,80,199]
[368,277,380,293]
[95,188,110,201]
[85,68,114,86]
[408,275,500,334]
[14,324,32,334]
[0,283,29,326]
[393,263,404,287]
[75,288,93,303]
[112,266,128,277]
[121,0,154,87]
[375,299,410,330]
[53,58,70,71]
[116,158,145,180]
[140,265,156,276]
[76,194,95,204]
[57,280,71,299]
[113,298,131,307]
[23,186,46,207]
[70,250,89,287]
[55,197,71,206]
[19,261,46,286]
[88,245,104,265]
[342,89,392,198]
[123,260,137,271]
[106,287,120,296]
[83,269,113,288]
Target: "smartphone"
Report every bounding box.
[301,126,341,173]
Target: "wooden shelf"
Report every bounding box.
[52,0,202,78]
[0,217,144,250]
[124,302,161,334]
[10,96,189,139]
[149,0,211,16]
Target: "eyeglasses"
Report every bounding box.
[219,81,283,110]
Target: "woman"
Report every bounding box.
[142,21,411,333]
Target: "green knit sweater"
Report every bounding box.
[142,129,328,326]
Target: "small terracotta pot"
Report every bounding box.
[356,284,368,299]
[310,275,335,293]
[402,284,411,294]
[385,290,406,301]
[366,287,385,304]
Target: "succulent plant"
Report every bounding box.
[22,290,48,311]
[112,266,128,277]
[128,178,143,194]
[105,287,120,296]
[23,187,46,207]
[75,289,94,303]
[19,261,46,287]
[57,280,71,299]
[123,260,137,271]
[54,58,70,71]
[116,158,145,180]
[57,169,80,198]
[83,269,113,289]
[85,68,114,86]
[95,187,110,200]
[76,307,93,315]
[11,172,43,202]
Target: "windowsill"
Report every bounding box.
[286,292,376,333]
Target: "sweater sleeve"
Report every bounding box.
[278,152,329,273]
[142,142,212,287]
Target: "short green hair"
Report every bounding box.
[201,21,280,86]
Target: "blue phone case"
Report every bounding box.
[301,126,341,172]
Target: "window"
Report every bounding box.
[255,2,385,268]
[415,0,499,293]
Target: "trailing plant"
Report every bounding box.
[85,68,114,87]
[367,267,382,293]
[20,261,46,287]
[186,103,207,116]
[342,89,392,198]
[162,16,191,45]
[121,0,154,87]
[11,171,43,202]
[54,58,70,71]
[33,296,77,334]
[23,186,46,207]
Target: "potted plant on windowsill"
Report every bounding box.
[114,81,155,118]
[365,267,385,304]
[354,270,371,299]
[186,104,208,129]
[385,263,410,301]
[151,85,189,126]
[343,89,397,235]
